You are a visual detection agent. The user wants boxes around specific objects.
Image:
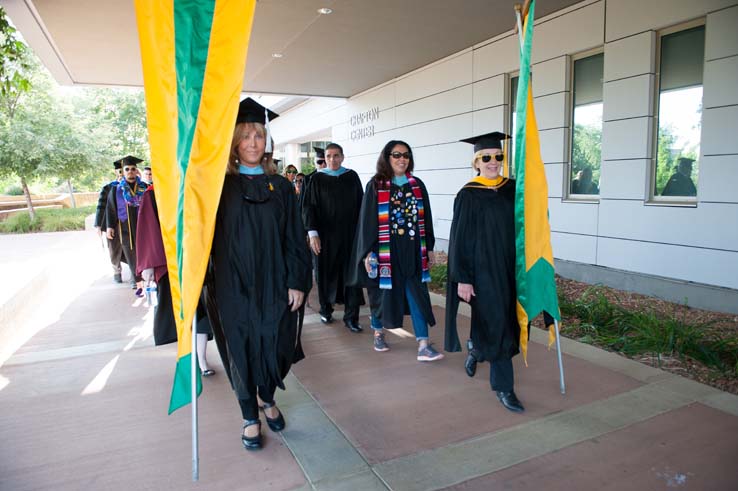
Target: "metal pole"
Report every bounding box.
[514,7,524,50]
[191,313,199,481]
[553,319,566,394]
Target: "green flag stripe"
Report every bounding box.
[168,0,215,413]
[174,0,216,309]
[513,0,535,306]
[168,353,203,414]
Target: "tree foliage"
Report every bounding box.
[0,10,149,217]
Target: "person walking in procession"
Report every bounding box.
[350,140,442,360]
[106,156,145,294]
[205,98,311,451]
[302,143,365,332]
[445,132,525,413]
[95,159,125,283]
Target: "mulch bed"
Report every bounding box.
[430,251,738,395]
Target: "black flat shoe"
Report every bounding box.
[241,419,262,450]
[262,401,285,432]
[345,320,363,333]
[464,353,477,377]
[496,391,525,413]
[201,369,215,377]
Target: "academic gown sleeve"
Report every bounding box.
[283,179,312,293]
[105,184,119,231]
[135,189,167,281]
[444,189,475,352]
[348,179,379,288]
[301,173,320,232]
[94,184,109,228]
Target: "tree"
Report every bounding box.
[0,7,35,217]
[0,57,55,219]
[0,7,31,118]
[571,123,602,186]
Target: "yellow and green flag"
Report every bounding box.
[134,0,256,413]
[513,0,560,362]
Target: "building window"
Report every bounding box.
[508,75,519,178]
[569,53,603,197]
[653,24,704,199]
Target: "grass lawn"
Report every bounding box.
[0,205,95,234]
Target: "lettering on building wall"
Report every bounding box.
[350,106,379,141]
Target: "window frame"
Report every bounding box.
[648,18,705,206]
[565,47,605,203]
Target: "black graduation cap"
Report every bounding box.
[273,159,282,165]
[313,146,325,159]
[117,156,143,167]
[460,131,511,153]
[236,97,279,124]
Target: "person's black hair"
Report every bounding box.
[325,142,343,155]
[373,140,414,187]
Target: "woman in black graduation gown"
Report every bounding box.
[208,98,311,450]
[444,131,525,413]
[351,140,443,361]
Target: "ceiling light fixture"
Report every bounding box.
[317,8,333,15]
[272,53,283,58]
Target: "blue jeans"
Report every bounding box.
[370,282,428,340]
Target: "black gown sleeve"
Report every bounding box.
[94,184,109,228]
[444,190,475,353]
[283,179,312,292]
[301,173,319,232]
[447,190,476,285]
[347,179,379,288]
[105,185,119,231]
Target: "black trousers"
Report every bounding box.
[489,357,514,393]
[238,383,277,421]
[320,286,362,323]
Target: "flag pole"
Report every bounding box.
[515,2,566,395]
[553,320,566,394]
[191,313,199,481]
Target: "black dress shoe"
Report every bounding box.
[464,350,478,377]
[320,314,333,324]
[241,420,262,450]
[345,320,363,333]
[262,402,285,432]
[496,391,525,413]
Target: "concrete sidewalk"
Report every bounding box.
[1,231,737,490]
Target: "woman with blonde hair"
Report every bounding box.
[206,98,311,450]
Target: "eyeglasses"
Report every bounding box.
[477,154,504,163]
[390,152,411,159]
[123,166,138,172]
[286,170,297,174]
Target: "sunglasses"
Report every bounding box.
[478,154,504,163]
[390,152,411,159]
[123,166,138,171]
[286,170,297,174]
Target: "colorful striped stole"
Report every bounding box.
[376,173,431,289]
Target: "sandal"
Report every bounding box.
[241,419,262,450]
[262,401,286,432]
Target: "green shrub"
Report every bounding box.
[429,263,447,291]
[0,206,95,234]
[560,286,738,374]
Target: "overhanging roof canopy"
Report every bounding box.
[2,0,581,98]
